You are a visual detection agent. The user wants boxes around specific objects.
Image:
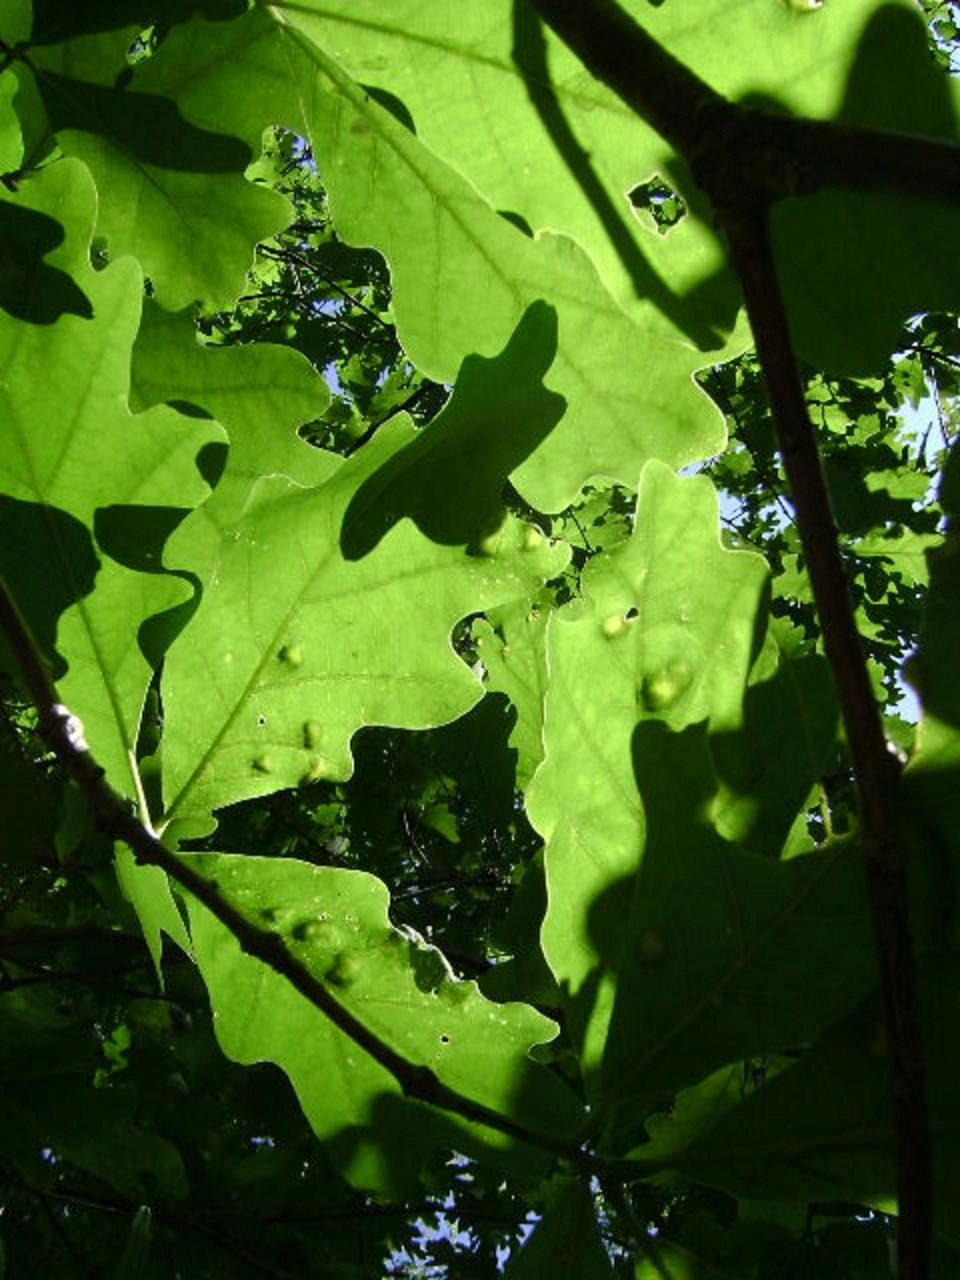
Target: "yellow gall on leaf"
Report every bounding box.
[252,754,274,774]
[602,613,625,638]
[279,643,303,668]
[640,659,693,712]
[303,720,323,749]
[293,919,325,943]
[325,952,361,987]
[523,527,543,551]
[299,756,327,786]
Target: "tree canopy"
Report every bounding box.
[1,1,959,1277]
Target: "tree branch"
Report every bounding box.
[0,575,584,1167]
[528,2,933,1274]
[528,0,960,208]
[718,207,930,1280]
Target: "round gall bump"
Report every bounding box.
[640,659,692,712]
[300,756,327,786]
[279,643,303,668]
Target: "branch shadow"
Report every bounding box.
[0,495,99,681]
[511,0,737,349]
[36,74,252,173]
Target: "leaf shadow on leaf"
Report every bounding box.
[0,494,99,679]
[328,1091,554,1199]
[340,301,564,560]
[511,0,736,349]
[360,83,416,134]
[709,650,839,857]
[36,73,252,174]
[0,200,92,324]
[562,717,876,1140]
[29,0,247,43]
[94,502,203,666]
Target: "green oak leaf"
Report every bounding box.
[160,316,570,828]
[526,463,767,1085]
[0,70,23,172]
[0,160,218,795]
[69,3,725,509]
[0,160,217,960]
[26,21,291,309]
[277,0,960,375]
[0,1078,187,1201]
[269,0,737,347]
[710,630,839,857]
[524,464,877,1107]
[130,300,334,588]
[651,961,960,1244]
[474,595,551,790]
[283,22,723,512]
[184,853,583,1196]
[504,1176,614,1278]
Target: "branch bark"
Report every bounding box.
[719,206,930,1280]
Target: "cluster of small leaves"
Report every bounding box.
[921,0,960,71]
[701,349,945,718]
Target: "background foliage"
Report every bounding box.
[0,1,958,1276]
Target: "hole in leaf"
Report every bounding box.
[627,176,686,234]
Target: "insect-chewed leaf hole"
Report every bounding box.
[627,175,686,234]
